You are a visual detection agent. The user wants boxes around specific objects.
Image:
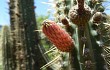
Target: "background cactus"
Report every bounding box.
[1,26,11,70]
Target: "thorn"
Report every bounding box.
[32,6,37,9]
[44,47,56,54]
[16,13,20,17]
[34,30,42,32]
[103,23,110,26]
[40,55,61,69]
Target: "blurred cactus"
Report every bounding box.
[1,26,11,70]
[9,0,52,70]
[9,0,27,69]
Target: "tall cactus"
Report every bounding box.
[9,0,52,70]
[1,26,11,70]
[9,0,27,69]
[20,0,52,70]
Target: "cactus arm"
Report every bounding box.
[65,23,80,70]
[88,21,106,70]
[69,48,80,70]
[84,23,96,70]
[75,23,96,70]
[77,25,85,70]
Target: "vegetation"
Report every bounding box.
[0,0,110,70]
[41,0,110,70]
[9,0,52,70]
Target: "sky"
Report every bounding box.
[0,0,110,25]
[0,0,10,25]
[0,0,50,25]
[35,0,50,15]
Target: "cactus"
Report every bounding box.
[9,0,27,69]
[5,0,110,70]
[9,0,52,70]
[42,0,110,70]
[1,26,11,70]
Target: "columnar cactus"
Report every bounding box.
[9,0,51,70]
[9,0,27,70]
[1,26,11,70]
[20,0,52,70]
[9,0,52,70]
